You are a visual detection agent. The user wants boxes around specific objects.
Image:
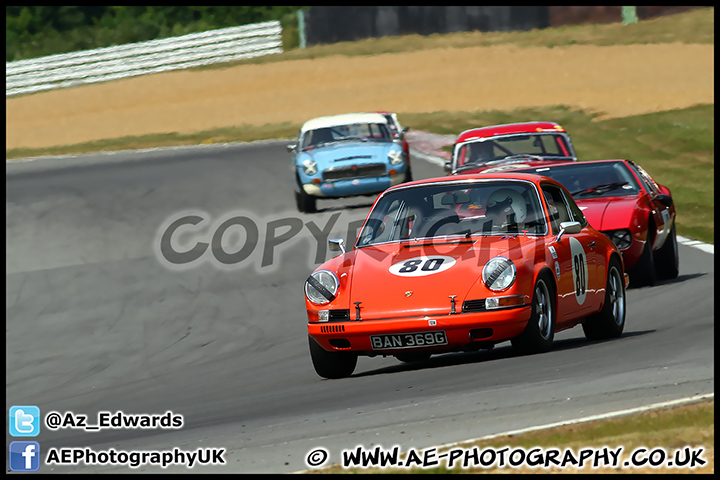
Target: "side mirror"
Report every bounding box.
[655,194,673,207]
[400,126,409,135]
[555,221,581,243]
[328,238,346,255]
[444,161,452,174]
[286,144,297,153]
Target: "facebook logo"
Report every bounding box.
[9,405,40,436]
[9,441,41,472]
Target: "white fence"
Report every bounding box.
[6,20,283,97]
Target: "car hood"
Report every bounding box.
[575,196,639,231]
[345,237,532,320]
[302,142,395,165]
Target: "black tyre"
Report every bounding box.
[395,352,431,363]
[628,235,656,287]
[308,336,357,379]
[295,189,317,213]
[511,273,555,355]
[582,256,626,340]
[655,223,679,280]
[404,162,413,183]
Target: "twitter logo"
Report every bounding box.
[9,406,40,437]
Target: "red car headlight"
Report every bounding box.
[605,229,632,250]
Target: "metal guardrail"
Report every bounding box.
[6,20,283,97]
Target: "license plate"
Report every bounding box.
[370,331,447,350]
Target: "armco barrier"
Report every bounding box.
[6,21,282,97]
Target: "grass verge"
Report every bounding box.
[312,398,713,474]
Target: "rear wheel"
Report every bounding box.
[628,236,656,287]
[308,336,357,379]
[582,256,626,340]
[295,189,317,213]
[655,223,679,280]
[511,273,555,355]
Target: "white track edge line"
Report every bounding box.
[296,393,714,472]
[438,393,715,450]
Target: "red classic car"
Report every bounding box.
[304,173,628,378]
[508,159,678,287]
[446,121,577,175]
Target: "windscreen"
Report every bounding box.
[356,180,547,247]
[456,133,572,167]
[529,162,641,198]
[302,123,392,149]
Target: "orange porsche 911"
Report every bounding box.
[304,173,628,378]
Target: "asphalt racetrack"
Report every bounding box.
[5,142,714,473]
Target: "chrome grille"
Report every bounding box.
[329,309,350,321]
[322,163,386,181]
[462,299,486,313]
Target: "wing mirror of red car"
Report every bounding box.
[329,238,346,255]
[555,221,582,243]
[444,161,452,173]
[655,194,673,207]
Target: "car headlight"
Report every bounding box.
[305,270,339,304]
[302,159,318,175]
[482,256,516,291]
[388,150,404,165]
[605,229,632,250]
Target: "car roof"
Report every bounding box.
[301,113,388,133]
[456,121,566,144]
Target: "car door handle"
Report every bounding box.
[588,241,596,248]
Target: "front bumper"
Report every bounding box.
[302,172,406,198]
[307,306,532,355]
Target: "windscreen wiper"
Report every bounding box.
[571,182,629,197]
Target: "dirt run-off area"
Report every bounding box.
[5,43,714,151]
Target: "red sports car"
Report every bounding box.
[446,121,577,175]
[304,173,628,378]
[507,159,678,287]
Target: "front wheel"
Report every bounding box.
[308,336,357,379]
[628,236,656,287]
[511,274,555,355]
[403,162,413,183]
[582,256,626,340]
[295,189,317,213]
[655,223,679,280]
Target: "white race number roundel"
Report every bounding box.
[389,255,456,277]
[569,237,588,305]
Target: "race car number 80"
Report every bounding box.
[389,256,456,277]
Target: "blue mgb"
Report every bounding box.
[288,113,410,213]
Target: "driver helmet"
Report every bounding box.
[486,188,527,224]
